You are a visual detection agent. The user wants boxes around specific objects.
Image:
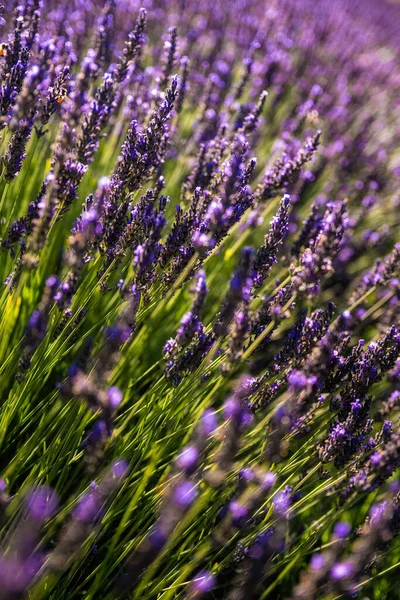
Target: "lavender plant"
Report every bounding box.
[0,0,399,598]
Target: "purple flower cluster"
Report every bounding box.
[0,0,399,598]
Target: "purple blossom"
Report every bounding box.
[330,560,354,580]
[273,491,291,517]
[1,2,400,599]
[200,409,218,435]
[262,472,277,490]
[333,521,351,539]
[176,446,199,471]
[107,386,123,409]
[112,459,129,479]
[174,481,198,507]
[189,570,216,595]
[0,554,45,593]
[310,553,324,570]
[73,492,101,523]
[26,486,58,521]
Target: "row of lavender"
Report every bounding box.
[0,0,399,598]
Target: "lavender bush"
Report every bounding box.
[0,0,399,598]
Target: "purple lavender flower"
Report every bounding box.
[160,26,178,89]
[2,115,33,181]
[107,386,123,409]
[0,553,45,594]
[333,521,351,539]
[214,246,254,337]
[262,471,277,490]
[36,65,70,135]
[1,2,400,600]
[200,409,218,435]
[72,491,101,523]
[48,459,128,572]
[0,14,30,128]
[176,55,190,113]
[291,201,348,295]
[26,486,58,521]
[330,560,354,581]
[164,269,208,365]
[174,481,198,507]
[256,131,321,203]
[188,570,216,597]
[18,275,59,375]
[113,8,147,84]
[176,446,199,472]
[253,194,291,288]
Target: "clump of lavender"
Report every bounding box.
[0,0,399,599]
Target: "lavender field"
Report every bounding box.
[0,0,399,598]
